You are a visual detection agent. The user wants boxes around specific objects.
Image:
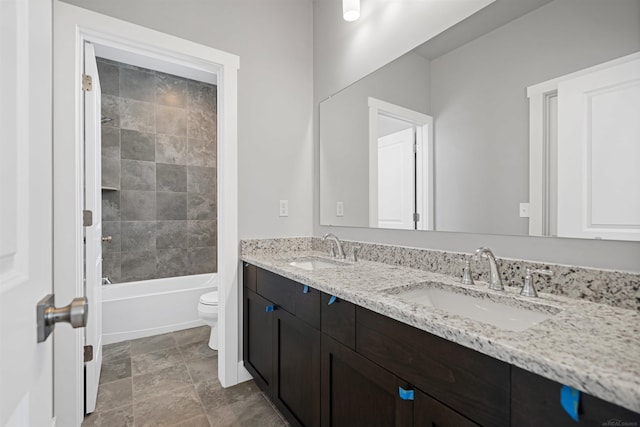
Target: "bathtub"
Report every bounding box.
[101,273,217,345]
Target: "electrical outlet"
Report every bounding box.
[336,201,344,217]
[279,200,289,217]
[519,203,530,218]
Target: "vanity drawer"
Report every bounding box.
[321,293,355,349]
[295,284,321,329]
[256,268,297,314]
[356,307,510,427]
[243,262,257,292]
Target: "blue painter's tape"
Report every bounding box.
[328,295,337,305]
[265,305,275,313]
[560,385,580,422]
[303,285,309,294]
[398,387,414,401]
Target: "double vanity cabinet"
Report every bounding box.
[242,263,638,427]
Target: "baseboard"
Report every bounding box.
[102,319,206,345]
[237,361,254,383]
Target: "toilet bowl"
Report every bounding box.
[197,291,219,350]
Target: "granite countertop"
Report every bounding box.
[241,249,640,413]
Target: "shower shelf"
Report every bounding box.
[101,186,119,191]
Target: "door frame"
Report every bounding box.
[53,3,240,424]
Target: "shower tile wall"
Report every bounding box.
[98,58,217,283]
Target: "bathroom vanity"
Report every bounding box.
[241,239,640,427]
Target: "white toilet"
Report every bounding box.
[197,291,219,350]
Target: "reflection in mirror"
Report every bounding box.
[319,0,640,241]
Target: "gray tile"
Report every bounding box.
[130,332,177,355]
[102,221,121,254]
[103,341,131,363]
[157,192,187,220]
[131,346,184,376]
[121,159,155,191]
[121,221,156,252]
[82,404,133,427]
[187,110,216,141]
[156,73,187,108]
[100,357,131,385]
[132,364,192,402]
[157,248,189,278]
[102,190,120,221]
[120,67,155,103]
[205,392,286,427]
[156,221,188,249]
[156,134,187,165]
[101,95,120,128]
[120,98,155,133]
[157,163,187,192]
[187,166,216,194]
[184,354,218,385]
[102,126,120,149]
[101,154,121,190]
[120,251,156,282]
[121,191,156,221]
[156,105,188,136]
[187,193,216,220]
[188,247,217,275]
[121,129,155,161]
[196,380,259,411]
[187,220,216,248]
[133,385,204,427]
[96,60,120,97]
[95,378,132,413]
[172,415,210,427]
[173,326,211,347]
[187,138,216,167]
[102,253,121,284]
[179,340,216,362]
[187,81,217,113]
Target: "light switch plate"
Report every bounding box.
[519,202,530,218]
[336,201,344,217]
[279,200,289,217]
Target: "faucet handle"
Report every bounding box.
[347,246,361,263]
[459,260,475,285]
[520,268,553,298]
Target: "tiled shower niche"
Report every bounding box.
[98,58,218,283]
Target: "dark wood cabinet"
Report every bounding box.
[321,335,412,427]
[321,293,355,350]
[511,366,640,426]
[414,388,479,427]
[243,289,273,392]
[273,308,321,427]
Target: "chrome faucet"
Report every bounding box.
[322,233,345,260]
[474,247,504,291]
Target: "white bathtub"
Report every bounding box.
[101,273,217,345]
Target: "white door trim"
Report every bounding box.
[53,3,240,424]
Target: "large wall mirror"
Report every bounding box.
[320,0,640,241]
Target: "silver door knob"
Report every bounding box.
[37,294,88,342]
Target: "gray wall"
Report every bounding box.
[62,0,314,240]
[99,59,218,283]
[431,0,640,235]
[314,0,640,272]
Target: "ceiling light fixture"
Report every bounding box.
[343,0,360,22]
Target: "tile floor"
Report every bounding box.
[83,326,287,427]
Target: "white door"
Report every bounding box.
[557,56,640,241]
[377,127,416,229]
[83,42,103,414]
[0,0,54,425]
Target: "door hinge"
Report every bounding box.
[83,210,93,226]
[413,212,420,222]
[84,345,94,362]
[82,74,93,92]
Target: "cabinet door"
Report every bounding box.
[243,289,274,392]
[273,308,321,427]
[511,367,640,426]
[414,389,479,427]
[321,335,412,427]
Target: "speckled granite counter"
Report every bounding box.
[241,244,640,414]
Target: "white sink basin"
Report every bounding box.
[288,257,347,271]
[389,284,560,332]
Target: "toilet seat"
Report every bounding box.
[199,291,218,306]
